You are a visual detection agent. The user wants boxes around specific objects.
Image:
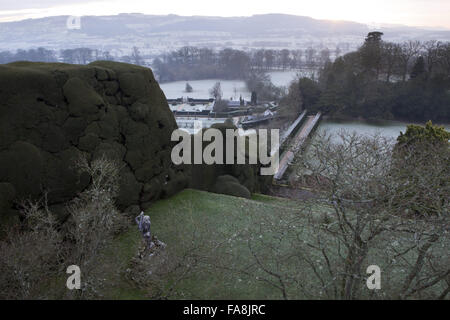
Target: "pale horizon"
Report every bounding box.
[0,0,449,30]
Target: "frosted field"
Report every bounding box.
[318,119,450,142]
[267,70,299,87]
[159,71,300,100]
[160,79,250,100]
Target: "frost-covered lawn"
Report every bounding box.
[317,119,450,142]
[103,189,447,299]
[160,79,251,100]
[159,71,299,100]
[267,70,298,87]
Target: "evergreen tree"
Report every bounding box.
[365,31,384,43]
[397,121,450,146]
[185,82,193,93]
[410,56,426,79]
[239,95,244,106]
[360,32,384,78]
[251,91,257,106]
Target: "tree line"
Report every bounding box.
[0,47,139,65]
[0,45,332,75]
[286,32,450,122]
[152,47,333,82]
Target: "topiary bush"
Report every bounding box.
[210,175,251,199]
[186,121,272,196]
[0,61,188,222]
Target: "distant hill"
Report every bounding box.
[1,13,449,54]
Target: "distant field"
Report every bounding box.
[160,79,251,100]
[159,71,298,100]
[317,119,450,141]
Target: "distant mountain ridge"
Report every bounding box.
[1,13,449,54]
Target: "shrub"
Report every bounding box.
[185,82,193,93]
[211,175,251,199]
[64,155,123,298]
[0,154,128,299]
[0,197,62,299]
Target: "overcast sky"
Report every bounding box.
[0,0,449,29]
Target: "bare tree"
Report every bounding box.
[264,50,275,70]
[291,131,450,299]
[0,197,63,299]
[209,81,223,100]
[319,48,331,68]
[279,49,291,70]
[398,41,421,81]
[60,48,93,64]
[291,49,303,69]
[185,82,193,93]
[305,48,317,68]
[437,42,450,76]
[64,155,123,298]
[218,131,449,300]
[381,42,401,82]
[422,40,441,74]
[0,154,127,299]
[131,46,144,66]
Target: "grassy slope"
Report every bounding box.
[103,189,447,299]
[150,189,306,299]
[103,189,321,299]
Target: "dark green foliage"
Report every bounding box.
[187,121,269,196]
[0,183,15,206]
[298,35,450,122]
[393,122,450,216]
[78,133,101,152]
[245,71,285,102]
[397,121,450,146]
[0,141,45,199]
[297,78,322,109]
[251,91,257,105]
[360,32,383,76]
[44,147,91,205]
[63,77,104,117]
[117,168,142,208]
[390,74,450,121]
[0,61,188,222]
[281,77,321,115]
[365,32,384,43]
[211,175,251,199]
[410,56,426,79]
[63,117,88,146]
[214,174,240,185]
[0,182,18,226]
